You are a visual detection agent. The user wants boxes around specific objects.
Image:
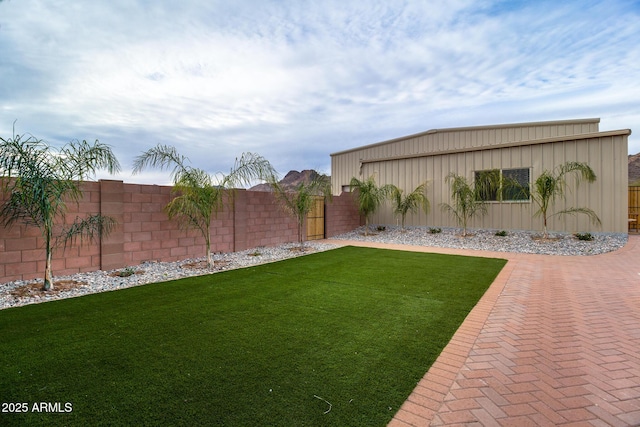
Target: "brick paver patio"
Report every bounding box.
[324,236,640,426]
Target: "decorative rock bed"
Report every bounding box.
[332,226,628,256]
[0,226,628,310]
[0,242,338,310]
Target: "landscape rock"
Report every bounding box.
[0,227,628,310]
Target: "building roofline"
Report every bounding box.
[330,118,602,157]
[359,129,631,165]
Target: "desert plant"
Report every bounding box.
[528,162,601,239]
[440,172,499,237]
[0,129,120,290]
[349,175,395,236]
[495,230,508,237]
[390,182,430,231]
[269,172,332,247]
[428,227,442,234]
[133,145,276,268]
[575,232,594,241]
[115,267,137,277]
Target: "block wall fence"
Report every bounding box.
[0,180,362,283]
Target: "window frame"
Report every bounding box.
[474,167,531,203]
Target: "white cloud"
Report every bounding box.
[1,0,639,184]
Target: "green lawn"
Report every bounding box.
[0,246,506,426]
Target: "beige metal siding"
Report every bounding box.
[331,119,629,234]
[331,118,601,194]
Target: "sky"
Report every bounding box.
[1,0,639,185]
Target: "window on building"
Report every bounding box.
[475,168,530,202]
[502,168,530,201]
[475,169,500,201]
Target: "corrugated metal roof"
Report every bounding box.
[330,118,602,157]
[359,129,631,165]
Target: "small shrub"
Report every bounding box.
[116,267,136,277]
[248,250,262,257]
[428,227,442,234]
[495,230,508,237]
[575,232,594,241]
[376,225,386,231]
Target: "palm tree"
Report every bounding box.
[133,145,275,267]
[391,182,430,231]
[440,172,498,237]
[529,162,601,238]
[349,175,395,236]
[0,130,121,290]
[270,172,332,247]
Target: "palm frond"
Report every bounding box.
[131,145,275,263]
[530,162,600,237]
[62,139,122,179]
[270,173,331,245]
[165,193,211,235]
[441,173,489,235]
[59,215,117,249]
[550,207,602,225]
[475,169,501,201]
[223,152,277,189]
[132,144,189,181]
[392,182,430,228]
[439,203,462,224]
[0,190,45,228]
[558,161,597,183]
[349,175,395,234]
[1,128,120,288]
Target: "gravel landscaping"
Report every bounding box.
[333,226,628,256]
[0,226,628,310]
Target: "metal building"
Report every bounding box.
[331,118,631,233]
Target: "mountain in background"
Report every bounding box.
[629,154,640,185]
[250,170,326,192]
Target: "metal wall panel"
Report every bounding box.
[330,119,627,233]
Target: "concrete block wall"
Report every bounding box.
[100,180,125,270]
[235,190,299,249]
[0,181,106,283]
[0,181,362,283]
[120,182,209,266]
[325,192,362,237]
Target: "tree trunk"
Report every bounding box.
[298,219,304,248]
[364,216,369,236]
[43,229,53,291]
[205,231,213,269]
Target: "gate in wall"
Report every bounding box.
[629,186,640,232]
[306,196,325,241]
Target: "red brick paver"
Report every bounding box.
[323,236,640,426]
